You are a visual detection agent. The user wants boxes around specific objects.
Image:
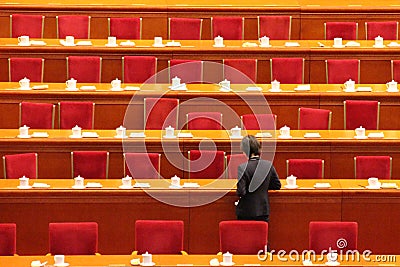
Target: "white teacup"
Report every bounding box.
[327,252,338,263]
[142,252,153,265]
[122,175,132,187]
[333,37,342,47]
[368,177,380,188]
[223,252,233,265]
[271,79,280,91]
[66,78,77,90]
[219,79,231,90]
[74,175,84,187]
[54,255,65,265]
[165,126,175,137]
[230,126,241,137]
[19,176,29,187]
[214,35,224,47]
[116,125,126,137]
[154,36,163,46]
[31,260,42,267]
[280,125,290,137]
[344,79,355,91]
[375,35,384,47]
[18,35,30,46]
[111,78,121,90]
[72,125,82,137]
[19,77,30,89]
[19,125,30,136]
[65,36,75,46]
[286,175,297,187]
[171,76,181,88]
[108,36,117,46]
[386,80,398,92]
[259,36,270,46]
[171,175,181,187]
[355,126,365,137]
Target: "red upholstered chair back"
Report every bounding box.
[169,60,203,84]
[9,58,44,82]
[324,22,358,40]
[270,58,304,84]
[241,114,276,130]
[309,221,358,254]
[258,15,292,40]
[326,59,360,84]
[186,112,222,130]
[365,21,399,40]
[10,14,44,38]
[20,102,55,129]
[287,159,324,179]
[56,15,91,39]
[67,56,102,83]
[223,59,257,84]
[59,101,95,129]
[188,150,225,179]
[135,220,184,254]
[298,107,332,130]
[0,223,16,256]
[354,156,392,179]
[71,151,109,179]
[108,17,142,39]
[225,154,248,179]
[219,221,268,254]
[211,17,244,40]
[344,100,380,130]
[3,153,38,179]
[144,98,179,130]
[391,60,400,81]
[49,222,98,255]
[124,153,161,178]
[169,18,203,40]
[123,56,157,83]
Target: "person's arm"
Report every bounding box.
[268,165,281,190]
[236,165,247,197]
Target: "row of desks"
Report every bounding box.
[0,179,399,255]
[0,39,400,84]
[0,129,399,179]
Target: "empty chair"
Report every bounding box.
[298,107,332,130]
[391,60,400,81]
[225,154,248,178]
[108,17,142,39]
[56,15,91,39]
[188,150,225,179]
[326,59,360,84]
[135,220,184,254]
[270,58,304,84]
[124,153,161,178]
[3,153,38,179]
[169,59,202,84]
[211,16,244,40]
[354,155,392,179]
[258,15,292,40]
[309,221,358,254]
[20,102,55,129]
[169,17,203,40]
[223,59,257,84]
[219,221,268,254]
[241,114,276,130]
[58,101,95,129]
[67,56,102,83]
[344,100,380,130]
[9,58,44,82]
[324,22,358,40]
[0,223,16,256]
[10,14,44,38]
[144,98,179,130]
[49,222,98,255]
[71,151,109,179]
[123,56,157,83]
[365,21,399,40]
[286,159,324,179]
[186,112,222,130]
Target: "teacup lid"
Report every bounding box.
[375,35,383,39]
[68,78,76,81]
[223,251,232,256]
[356,125,364,130]
[232,125,240,130]
[272,79,280,84]
[20,77,30,82]
[20,124,30,129]
[72,125,81,130]
[215,35,223,39]
[123,175,132,180]
[142,251,151,256]
[171,175,180,179]
[166,125,174,130]
[113,77,120,81]
[281,125,290,130]
[287,174,297,179]
[117,125,126,130]
[19,175,29,180]
[74,175,84,180]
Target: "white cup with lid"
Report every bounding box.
[108,36,117,46]
[66,78,77,90]
[19,125,30,137]
[375,36,384,47]
[333,38,342,47]
[18,35,30,46]
[223,252,233,265]
[54,255,65,266]
[165,126,175,137]
[111,78,121,90]
[65,36,75,46]
[142,252,153,265]
[279,125,291,137]
[122,175,132,188]
[219,79,231,90]
[171,175,181,187]
[386,80,398,92]
[171,76,181,88]
[271,80,280,91]
[116,126,126,138]
[19,77,30,90]
[154,37,163,46]
[214,35,224,47]
[259,36,270,47]
[72,125,82,138]
[344,79,355,91]
[286,175,297,187]
[230,126,241,137]
[19,176,30,187]
[368,177,380,188]
[74,175,84,187]
[355,126,365,138]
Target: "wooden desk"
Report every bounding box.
[0,179,399,255]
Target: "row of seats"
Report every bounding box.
[3,151,393,180]
[10,14,400,40]
[0,220,358,255]
[10,57,400,84]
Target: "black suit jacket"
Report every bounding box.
[236,157,281,217]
